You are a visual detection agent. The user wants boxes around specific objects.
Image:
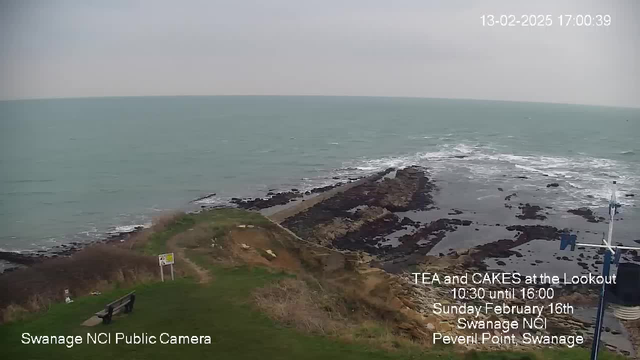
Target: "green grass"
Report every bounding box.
[143,208,272,255]
[0,266,433,360]
[0,263,626,360]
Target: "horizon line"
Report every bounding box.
[1,94,639,110]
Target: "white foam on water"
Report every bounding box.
[476,194,500,201]
[514,164,549,175]
[341,142,639,209]
[22,142,636,253]
[193,195,232,206]
[567,182,584,189]
[452,143,475,154]
[108,224,145,235]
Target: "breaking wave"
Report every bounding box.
[107,224,151,235]
[192,195,232,207]
[6,142,638,253]
[338,143,639,209]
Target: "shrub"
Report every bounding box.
[0,245,158,323]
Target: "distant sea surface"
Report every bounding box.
[1,96,639,251]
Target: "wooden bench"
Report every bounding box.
[95,291,136,324]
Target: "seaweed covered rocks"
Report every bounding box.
[516,203,547,220]
[282,167,437,253]
[567,207,606,223]
[232,190,303,210]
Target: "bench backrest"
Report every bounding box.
[106,291,135,308]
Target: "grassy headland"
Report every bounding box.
[0,209,627,360]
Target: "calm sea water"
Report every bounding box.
[1,96,639,251]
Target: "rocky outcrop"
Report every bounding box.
[1,224,148,272]
[307,183,344,195]
[393,218,472,256]
[191,193,217,203]
[0,251,45,265]
[372,167,436,211]
[313,207,393,247]
[449,224,562,269]
[516,203,547,220]
[282,167,437,252]
[232,190,303,210]
[505,224,560,242]
[469,240,524,268]
[568,207,605,223]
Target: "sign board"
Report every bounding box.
[158,253,175,281]
[158,253,175,266]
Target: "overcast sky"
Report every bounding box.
[1,0,638,107]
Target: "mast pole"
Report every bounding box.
[590,181,619,360]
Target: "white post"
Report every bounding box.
[607,181,618,252]
[170,264,174,281]
[160,265,164,282]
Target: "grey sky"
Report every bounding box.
[1,0,638,107]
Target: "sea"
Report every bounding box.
[1,96,639,254]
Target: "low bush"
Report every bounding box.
[0,245,158,323]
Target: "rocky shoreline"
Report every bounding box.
[0,227,144,272]
[4,165,634,279]
[266,167,637,355]
[2,164,638,354]
[0,180,358,273]
[259,167,637,278]
[274,166,569,272]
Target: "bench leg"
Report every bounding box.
[125,294,136,313]
[103,306,114,324]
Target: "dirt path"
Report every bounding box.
[166,235,211,284]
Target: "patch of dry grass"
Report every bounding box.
[152,211,186,230]
[172,222,227,250]
[0,245,158,323]
[253,278,347,335]
[127,211,185,249]
[1,303,31,323]
[252,275,427,352]
[343,321,418,351]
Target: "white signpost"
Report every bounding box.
[158,253,175,282]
